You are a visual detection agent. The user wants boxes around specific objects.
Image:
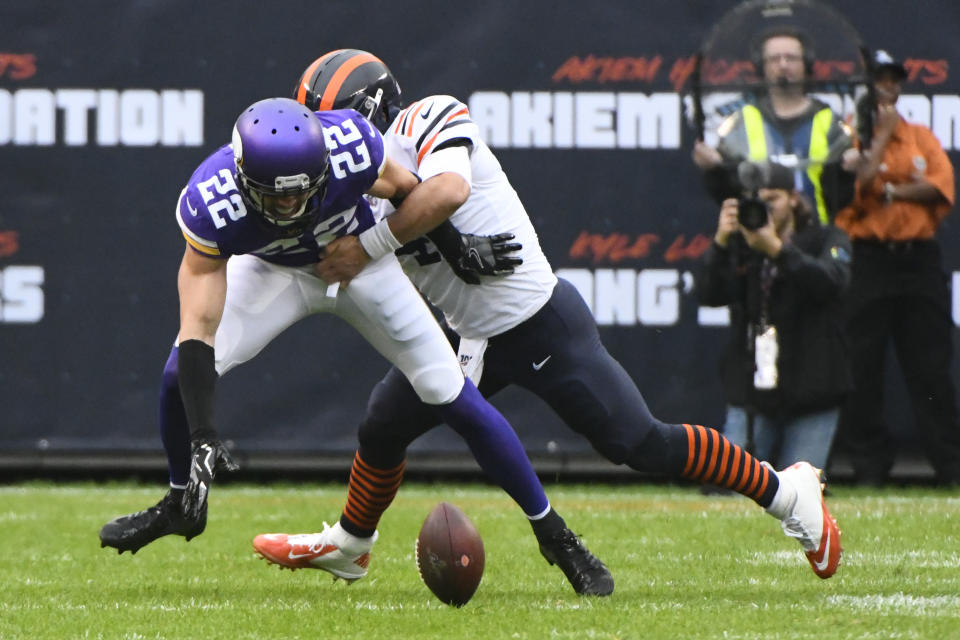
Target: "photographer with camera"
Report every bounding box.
[695,162,853,470]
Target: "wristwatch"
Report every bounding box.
[884,181,896,204]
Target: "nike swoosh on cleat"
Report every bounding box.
[288,545,336,560]
[813,526,831,572]
[532,355,552,371]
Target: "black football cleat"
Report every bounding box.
[538,527,614,596]
[99,490,206,554]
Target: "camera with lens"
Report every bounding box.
[737,193,769,230]
[734,160,795,231]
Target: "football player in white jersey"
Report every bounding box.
[252,50,843,583]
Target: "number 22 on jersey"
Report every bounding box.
[196,169,246,229]
[324,119,372,178]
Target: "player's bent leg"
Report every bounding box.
[333,368,445,542]
[338,259,612,594]
[99,488,206,554]
[336,256,546,514]
[629,423,842,577]
[253,522,377,582]
[107,256,312,555]
[356,369,613,595]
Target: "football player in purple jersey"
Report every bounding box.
[98,96,613,595]
[252,50,843,583]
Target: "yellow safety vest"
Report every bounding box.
[741,104,834,224]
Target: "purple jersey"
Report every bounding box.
[175,109,386,267]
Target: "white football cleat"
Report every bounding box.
[775,461,842,579]
[253,522,378,582]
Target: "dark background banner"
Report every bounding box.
[2,1,959,470]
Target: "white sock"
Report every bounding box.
[330,521,377,554]
[765,472,798,520]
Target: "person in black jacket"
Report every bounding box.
[696,162,853,469]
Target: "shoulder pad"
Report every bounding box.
[390,95,478,164]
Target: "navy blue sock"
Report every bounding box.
[159,346,191,486]
[435,379,548,516]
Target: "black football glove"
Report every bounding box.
[182,439,239,520]
[425,220,523,284]
[457,232,523,277]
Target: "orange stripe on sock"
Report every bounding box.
[695,427,712,478]
[354,453,405,478]
[751,465,770,500]
[343,496,369,524]
[351,466,403,496]
[724,444,742,489]
[341,454,406,530]
[682,424,696,475]
[709,436,730,485]
[343,502,376,529]
[744,461,762,496]
[734,456,753,493]
[348,478,385,510]
[702,428,720,481]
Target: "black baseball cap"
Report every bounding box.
[872,50,907,80]
[764,162,796,191]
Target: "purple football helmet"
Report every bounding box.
[232,97,330,230]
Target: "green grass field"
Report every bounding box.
[1,481,958,639]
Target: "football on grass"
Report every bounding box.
[415,502,485,607]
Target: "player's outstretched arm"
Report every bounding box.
[175,246,238,518]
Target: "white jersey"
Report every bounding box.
[374,95,557,339]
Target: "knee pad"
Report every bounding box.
[407,362,464,406]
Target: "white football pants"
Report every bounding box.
[207,252,464,406]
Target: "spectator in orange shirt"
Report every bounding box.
[835,50,960,486]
